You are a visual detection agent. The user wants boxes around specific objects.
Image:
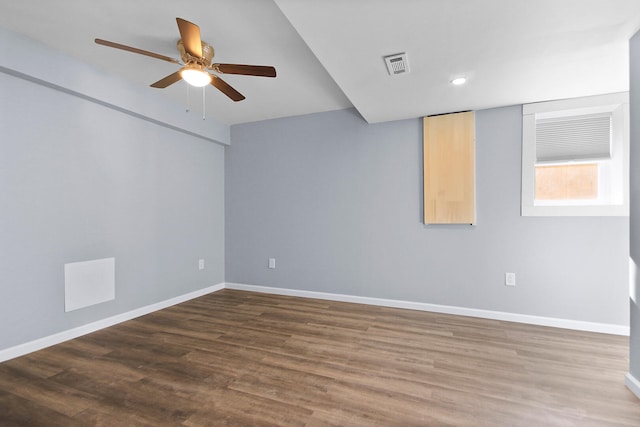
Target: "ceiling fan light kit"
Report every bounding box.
[180,67,212,87]
[95,17,276,101]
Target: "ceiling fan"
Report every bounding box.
[95,18,276,102]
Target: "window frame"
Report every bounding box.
[521,92,629,217]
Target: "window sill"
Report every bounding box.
[521,203,628,217]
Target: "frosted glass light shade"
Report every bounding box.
[181,68,212,87]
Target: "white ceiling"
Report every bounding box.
[1,0,640,125]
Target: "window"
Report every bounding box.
[521,92,629,216]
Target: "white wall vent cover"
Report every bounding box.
[384,53,409,75]
[64,257,115,312]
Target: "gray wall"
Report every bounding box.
[0,71,225,350]
[629,30,640,381]
[227,107,629,326]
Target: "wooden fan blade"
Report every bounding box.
[150,71,183,88]
[95,38,179,64]
[214,63,276,77]
[211,75,245,102]
[176,18,202,58]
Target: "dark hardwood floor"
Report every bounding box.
[0,289,638,426]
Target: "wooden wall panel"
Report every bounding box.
[423,111,476,224]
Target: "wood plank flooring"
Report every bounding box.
[0,289,638,426]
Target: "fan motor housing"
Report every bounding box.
[177,40,214,66]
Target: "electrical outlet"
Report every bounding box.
[268,258,276,269]
[198,259,205,270]
[505,272,516,287]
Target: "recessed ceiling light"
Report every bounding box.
[450,77,467,86]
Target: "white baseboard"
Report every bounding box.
[0,283,225,363]
[626,373,640,399]
[624,372,640,399]
[1,281,630,363]
[224,282,630,336]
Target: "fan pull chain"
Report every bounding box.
[202,87,206,120]
[186,84,190,113]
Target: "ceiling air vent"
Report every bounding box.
[384,53,409,75]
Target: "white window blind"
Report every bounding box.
[535,112,611,162]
